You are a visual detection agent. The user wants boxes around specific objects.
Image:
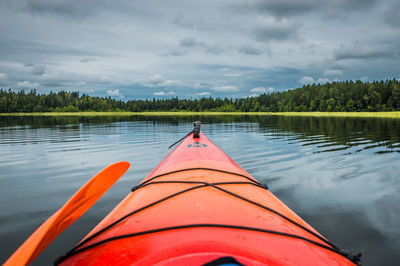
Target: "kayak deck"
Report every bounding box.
[58,130,357,265]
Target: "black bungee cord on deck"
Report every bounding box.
[55,174,361,265]
[55,122,361,265]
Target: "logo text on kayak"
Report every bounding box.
[187,142,208,148]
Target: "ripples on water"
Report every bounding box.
[0,115,399,265]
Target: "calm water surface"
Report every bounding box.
[0,115,399,265]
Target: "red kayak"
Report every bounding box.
[51,122,359,265]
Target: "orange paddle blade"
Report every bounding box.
[4,161,130,266]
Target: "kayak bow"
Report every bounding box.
[56,122,359,265]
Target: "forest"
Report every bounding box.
[1,79,399,113]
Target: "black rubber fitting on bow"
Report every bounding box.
[193,121,201,138]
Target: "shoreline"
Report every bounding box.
[1,111,400,118]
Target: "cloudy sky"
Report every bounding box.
[0,0,399,99]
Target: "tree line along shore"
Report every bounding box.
[1,79,399,114]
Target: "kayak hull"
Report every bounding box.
[60,132,355,265]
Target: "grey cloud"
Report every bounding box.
[179,37,208,49]
[32,65,45,75]
[160,48,186,57]
[36,71,113,88]
[178,37,223,54]
[254,18,300,42]
[40,81,66,87]
[0,0,101,20]
[25,0,96,19]
[17,80,40,88]
[342,0,379,10]
[205,45,223,54]
[238,45,262,55]
[180,37,198,48]
[0,73,9,86]
[0,38,102,64]
[133,74,183,88]
[169,49,186,56]
[226,0,379,18]
[39,74,83,87]
[383,0,400,27]
[335,45,398,60]
[0,0,173,26]
[173,14,214,31]
[88,76,113,85]
[212,86,239,92]
[80,58,97,63]
[230,0,319,18]
[106,89,122,97]
[324,69,343,77]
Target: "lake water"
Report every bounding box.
[0,115,399,265]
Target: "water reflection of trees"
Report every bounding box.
[1,115,399,153]
[266,116,400,153]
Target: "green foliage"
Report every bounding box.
[1,79,400,113]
